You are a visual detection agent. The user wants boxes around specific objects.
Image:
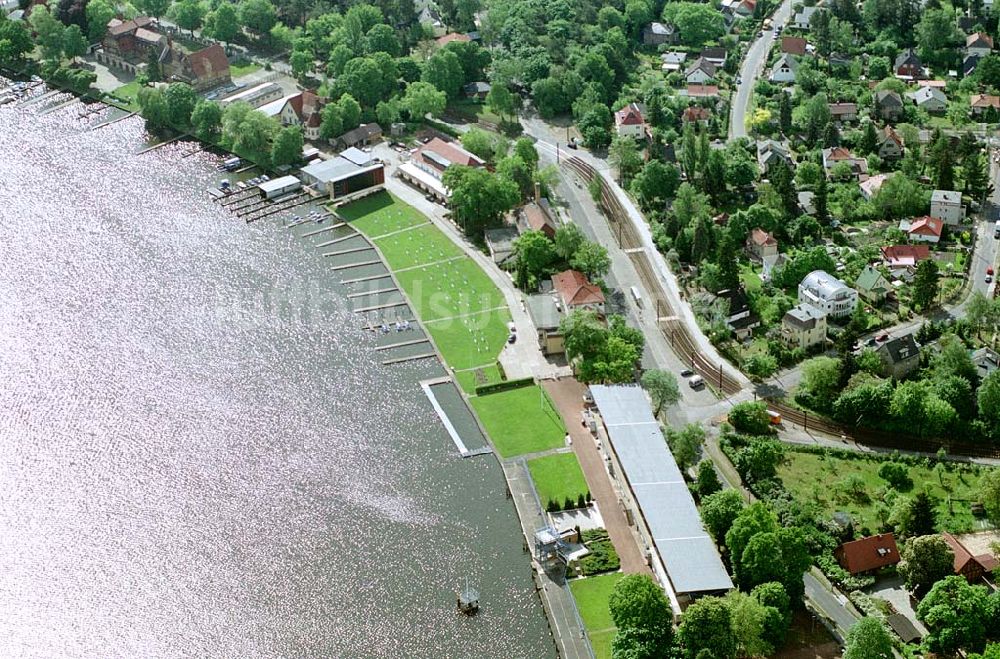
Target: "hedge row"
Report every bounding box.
[474,376,535,397]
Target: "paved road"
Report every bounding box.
[804,568,861,642]
[730,0,794,139]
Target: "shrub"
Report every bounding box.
[878,462,913,491]
[728,401,773,435]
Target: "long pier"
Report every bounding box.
[331,259,381,271]
[302,222,344,237]
[136,134,190,154]
[382,352,436,365]
[374,338,429,351]
[316,234,357,247]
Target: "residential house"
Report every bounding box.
[781,303,828,349]
[822,147,869,180]
[520,200,558,238]
[722,0,757,19]
[829,102,859,123]
[970,93,1000,115]
[931,189,964,225]
[417,5,446,36]
[769,53,798,83]
[614,103,647,139]
[552,270,606,315]
[792,6,818,29]
[835,534,901,575]
[462,81,491,101]
[701,47,727,67]
[685,57,717,84]
[435,32,470,47]
[643,21,677,46]
[964,53,982,77]
[901,215,944,243]
[894,48,924,79]
[745,228,778,262]
[781,36,808,56]
[332,123,382,150]
[856,264,892,303]
[526,294,565,355]
[717,288,760,340]
[966,32,994,58]
[875,89,904,122]
[798,270,858,318]
[877,334,921,379]
[756,139,792,173]
[881,244,931,269]
[484,227,518,267]
[860,173,889,200]
[661,51,687,72]
[877,125,904,160]
[681,105,712,125]
[942,532,1000,583]
[918,79,947,89]
[829,52,852,68]
[163,42,231,91]
[686,84,720,100]
[265,90,327,141]
[909,86,947,113]
[398,137,485,202]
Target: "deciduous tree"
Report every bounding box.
[641,369,681,416]
[898,534,954,591]
[701,489,745,542]
[678,596,736,659]
[843,617,893,659]
[270,125,303,167]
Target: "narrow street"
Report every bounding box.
[730,0,794,139]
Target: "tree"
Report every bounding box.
[29,6,65,61]
[631,160,681,212]
[163,83,198,129]
[744,353,778,380]
[800,356,842,404]
[423,49,464,99]
[981,469,1000,526]
[511,230,556,290]
[727,401,772,436]
[137,86,170,132]
[913,259,941,310]
[917,576,993,655]
[271,125,303,167]
[898,534,954,591]
[978,371,1000,436]
[696,460,722,497]
[879,462,913,490]
[442,166,519,239]
[460,128,503,163]
[208,2,239,45]
[608,574,675,653]
[964,151,993,203]
[402,81,446,119]
[0,16,33,65]
[220,102,277,159]
[678,597,735,659]
[859,121,879,154]
[364,23,398,56]
[610,627,661,659]
[336,55,398,108]
[641,370,681,416]
[665,423,705,471]
[725,590,778,658]
[610,136,643,186]
[702,489,744,542]
[62,24,87,61]
[85,0,116,41]
[752,582,792,648]
[738,527,811,599]
[843,617,893,659]
[733,437,784,483]
[170,0,206,36]
[570,241,611,281]
[661,2,726,47]
[190,100,222,140]
[238,0,278,37]
[486,83,517,123]
[137,0,171,19]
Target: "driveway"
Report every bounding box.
[867,575,928,636]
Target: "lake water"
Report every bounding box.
[0,87,555,658]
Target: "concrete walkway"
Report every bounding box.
[543,378,651,576]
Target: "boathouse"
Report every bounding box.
[299,147,385,202]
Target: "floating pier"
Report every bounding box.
[316,234,358,247]
[324,246,373,257]
[373,338,429,351]
[353,300,408,313]
[382,352,436,365]
[330,259,382,271]
[342,273,391,285]
[347,287,397,298]
[301,222,345,237]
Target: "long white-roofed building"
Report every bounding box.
[798,270,858,318]
[590,385,733,616]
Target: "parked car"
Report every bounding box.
[988,266,994,276]
[507,333,516,344]
[988,275,994,284]
[680,368,694,378]
[876,334,890,343]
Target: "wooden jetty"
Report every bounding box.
[382,352,436,366]
[347,287,397,299]
[353,300,408,313]
[373,338,429,351]
[323,246,373,257]
[136,134,190,155]
[341,273,391,285]
[331,259,381,271]
[301,222,344,237]
[315,234,357,247]
[90,111,137,130]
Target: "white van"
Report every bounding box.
[630,285,643,308]
[688,375,705,389]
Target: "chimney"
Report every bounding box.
[534,181,541,202]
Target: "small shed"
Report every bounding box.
[258,175,302,199]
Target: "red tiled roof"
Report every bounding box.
[908,216,944,237]
[436,32,471,45]
[682,106,711,122]
[967,32,994,49]
[552,270,605,307]
[749,227,776,247]
[881,125,903,147]
[835,534,901,575]
[107,16,153,37]
[829,102,857,116]
[187,43,229,81]
[942,532,981,574]
[881,244,930,266]
[687,84,719,98]
[971,94,1000,109]
[523,202,556,236]
[781,36,807,55]
[615,103,645,126]
[418,137,485,168]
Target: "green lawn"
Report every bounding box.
[778,450,991,534]
[108,80,140,110]
[739,262,762,292]
[570,573,625,659]
[455,364,504,394]
[228,60,262,78]
[338,191,428,237]
[394,258,507,323]
[528,452,589,510]
[423,309,511,370]
[447,99,503,125]
[470,385,566,458]
[374,223,463,270]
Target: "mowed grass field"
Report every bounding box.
[528,452,589,510]
[569,573,624,659]
[777,450,990,534]
[339,192,509,376]
[471,385,566,458]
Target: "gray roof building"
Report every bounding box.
[590,385,733,610]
